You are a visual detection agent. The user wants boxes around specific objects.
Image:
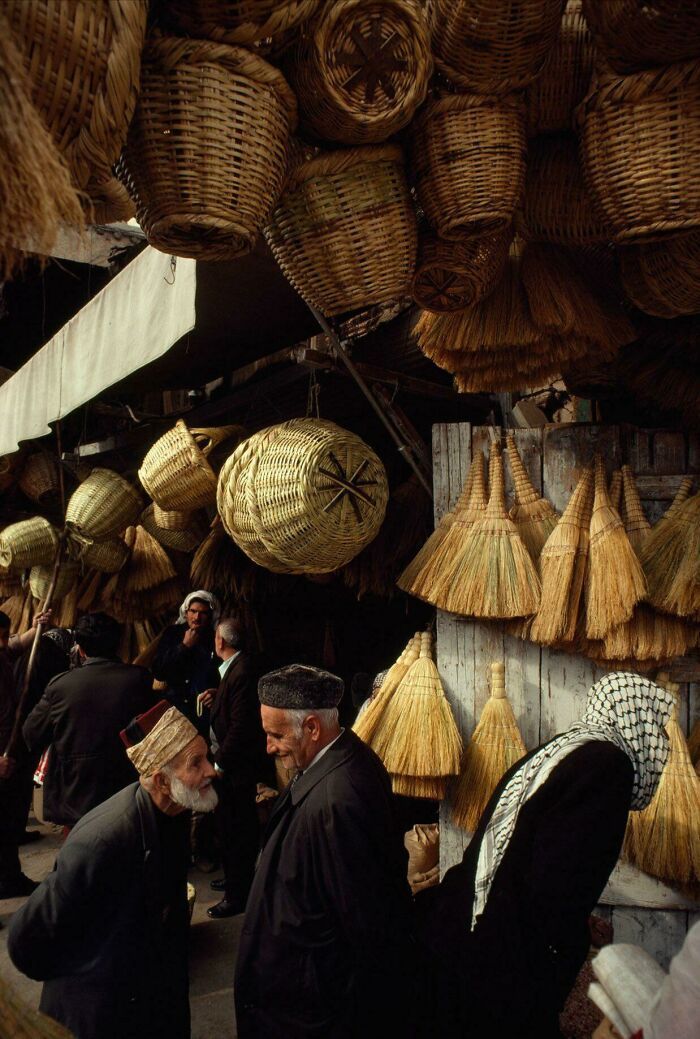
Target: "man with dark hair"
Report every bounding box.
[202,617,265,919]
[22,612,155,828]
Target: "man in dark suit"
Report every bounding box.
[234,664,416,1038]
[22,612,154,827]
[203,617,264,919]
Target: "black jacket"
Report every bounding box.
[22,658,154,826]
[152,623,218,727]
[235,729,417,1038]
[8,782,191,1039]
[416,740,635,1038]
[209,653,265,787]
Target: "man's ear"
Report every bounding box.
[151,769,171,795]
[305,714,323,740]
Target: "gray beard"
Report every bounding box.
[169,775,218,813]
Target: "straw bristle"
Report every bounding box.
[391,774,448,799]
[585,456,646,639]
[621,465,651,556]
[353,634,421,745]
[530,466,594,645]
[602,604,695,663]
[642,495,700,618]
[505,433,559,561]
[123,526,177,592]
[608,470,622,512]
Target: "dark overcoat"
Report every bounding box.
[415,740,634,1038]
[8,782,191,1039]
[209,652,265,786]
[22,658,154,825]
[235,729,417,1039]
[152,623,218,728]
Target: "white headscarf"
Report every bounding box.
[177,590,221,628]
[471,671,676,929]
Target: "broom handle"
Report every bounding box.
[491,662,506,698]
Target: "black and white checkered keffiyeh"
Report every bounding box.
[470,672,676,930]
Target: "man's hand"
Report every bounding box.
[198,688,216,710]
[182,627,200,649]
[32,609,53,629]
[0,755,16,779]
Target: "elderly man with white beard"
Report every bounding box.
[8,701,217,1039]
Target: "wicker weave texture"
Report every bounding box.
[140,421,242,512]
[18,452,60,505]
[430,0,567,94]
[142,504,207,554]
[582,0,700,74]
[29,561,79,603]
[117,34,297,261]
[66,469,142,542]
[166,0,319,46]
[579,60,700,242]
[619,231,700,318]
[411,229,511,312]
[76,536,129,574]
[0,518,59,570]
[411,93,526,238]
[525,0,593,136]
[288,0,432,144]
[264,144,417,316]
[6,0,147,219]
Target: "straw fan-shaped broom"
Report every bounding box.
[370,631,462,800]
[505,432,558,562]
[353,634,421,745]
[585,456,646,640]
[621,465,651,555]
[639,480,694,616]
[623,675,700,884]
[643,494,700,619]
[452,662,527,833]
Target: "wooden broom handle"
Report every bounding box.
[491,661,506,699]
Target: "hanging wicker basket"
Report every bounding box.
[581,0,700,75]
[525,0,594,136]
[264,144,417,316]
[18,452,61,506]
[117,33,297,260]
[152,504,194,531]
[165,0,320,47]
[429,0,567,95]
[579,59,700,242]
[619,231,700,318]
[411,92,526,238]
[0,518,59,570]
[141,504,208,554]
[139,421,243,512]
[72,535,130,574]
[0,451,24,494]
[5,0,148,222]
[287,0,432,144]
[29,561,79,603]
[66,469,142,543]
[411,229,511,312]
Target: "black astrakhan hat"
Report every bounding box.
[258,664,344,710]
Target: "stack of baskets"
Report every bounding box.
[139,421,242,511]
[141,503,208,554]
[165,0,320,53]
[217,418,389,574]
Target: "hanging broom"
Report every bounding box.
[642,494,700,619]
[585,455,646,639]
[623,675,700,884]
[353,633,422,745]
[505,432,559,562]
[639,480,694,614]
[601,605,695,664]
[608,469,622,513]
[406,453,487,602]
[529,465,594,646]
[432,442,541,619]
[621,465,651,556]
[452,661,527,833]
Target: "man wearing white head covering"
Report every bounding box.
[416,672,676,1039]
[153,589,221,730]
[8,700,217,1039]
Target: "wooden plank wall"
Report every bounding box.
[433,423,700,968]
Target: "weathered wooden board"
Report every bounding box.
[601,862,700,911]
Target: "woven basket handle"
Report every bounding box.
[191,425,239,457]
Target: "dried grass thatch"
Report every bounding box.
[641,494,700,619]
[190,517,260,610]
[505,432,558,561]
[601,605,696,664]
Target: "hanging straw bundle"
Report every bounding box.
[353,633,421,746]
[585,456,646,640]
[637,480,693,611]
[452,662,527,833]
[641,494,700,619]
[122,526,177,592]
[400,453,487,601]
[505,433,558,562]
[608,469,622,512]
[621,465,651,556]
[430,442,541,619]
[529,465,594,646]
[601,605,695,664]
[190,516,261,609]
[624,677,700,885]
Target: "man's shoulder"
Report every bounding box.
[70,783,144,843]
[312,732,390,799]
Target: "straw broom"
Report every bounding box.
[353,634,422,745]
[452,662,527,833]
[643,494,700,619]
[608,469,622,512]
[621,465,651,556]
[505,432,559,562]
[432,442,541,619]
[585,456,646,639]
[639,480,694,615]
[623,676,700,884]
[601,605,695,664]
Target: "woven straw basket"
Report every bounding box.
[117,33,297,261]
[18,452,60,506]
[74,535,130,574]
[264,144,417,316]
[581,0,700,75]
[29,561,79,603]
[619,231,700,318]
[411,93,526,238]
[0,451,24,494]
[525,0,593,136]
[411,230,511,312]
[166,0,320,47]
[5,0,147,222]
[429,0,567,95]
[0,518,59,570]
[142,504,207,554]
[140,421,243,511]
[287,0,432,144]
[66,469,142,542]
[579,60,700,242]
[218,419,389,573]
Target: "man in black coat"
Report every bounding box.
[235,664,416,1039]
[22,612,154,827]
[8,700,218,1039]
[203,616,265,919]
[152,590,220,732]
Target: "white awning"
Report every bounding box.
[0,246,196,455]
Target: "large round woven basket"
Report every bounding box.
[516,134,611,246]
[29,561,79,603]
[218,419,389,573]
[579,60,700,242]
[429,0,567,95]
[581,0,700,75]
[287,0,432,144]
[165,0,319,47]
[5,0,148,222]
[525,0,593,136]
[117,33,297,261]
[18,452,60,506]
[140,421,243,512]
[619,231,700,318]
[74,535,130,574]
[0,518,59,570]
[141,504,208,554]
[264,144,417,316]
[66,469,142,542]
[411,93,526,238]
[411,229,511,312]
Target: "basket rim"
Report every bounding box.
[287,143,404,188]
[412,89,525,130]
[578,56,700,117]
